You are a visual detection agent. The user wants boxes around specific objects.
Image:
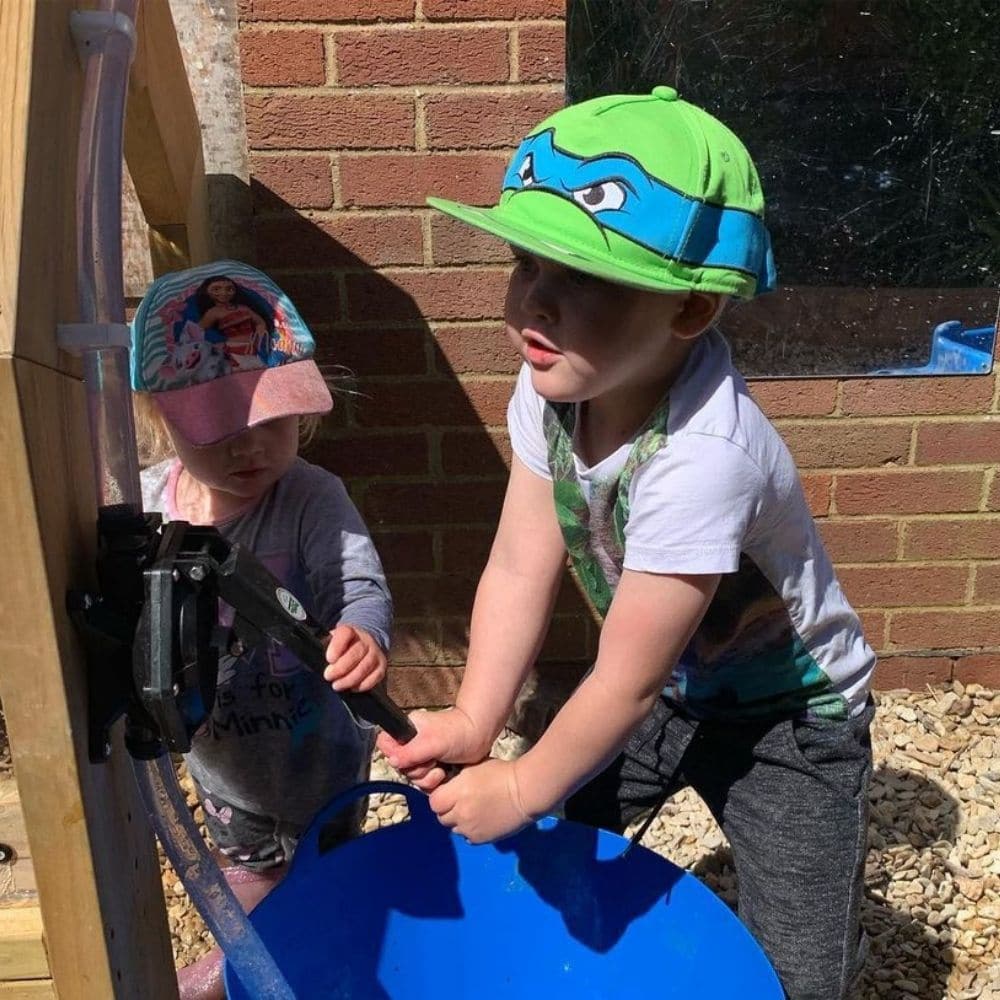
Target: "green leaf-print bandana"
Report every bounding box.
[543,396,671,619]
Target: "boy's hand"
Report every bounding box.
[429,758,533,844]
[323,624,387,693]
[377,707,488,791]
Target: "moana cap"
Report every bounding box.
[130,259,332,446]
[428,87,777,298]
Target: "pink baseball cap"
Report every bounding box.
[130,260,332,446]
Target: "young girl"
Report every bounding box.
[132,260,393,1000]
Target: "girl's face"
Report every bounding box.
[168,415,299,502]
[206,279,236,305]
[503,251,689,407]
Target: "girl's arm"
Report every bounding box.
[198,305,222,328]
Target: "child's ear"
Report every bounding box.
[671,292,726,340]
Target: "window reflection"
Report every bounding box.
[567,0,999,376]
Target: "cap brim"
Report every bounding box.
[427,195,706,295]
[154,358,332,446]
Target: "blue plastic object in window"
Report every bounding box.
[870,321,996,376]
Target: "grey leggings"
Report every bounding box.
[565,698,874,1000]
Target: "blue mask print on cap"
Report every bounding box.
[501,129,776,293]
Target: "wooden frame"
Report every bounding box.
[0,1,210,995]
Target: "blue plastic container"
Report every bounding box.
[869,320,996,375]
[224,781,783,999]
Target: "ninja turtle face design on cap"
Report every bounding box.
[501,127,776,294]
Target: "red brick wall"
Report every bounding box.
[236,0,1000,704]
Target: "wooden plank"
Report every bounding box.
[0,910,46,982]
[0,0,83,367]
[0,984,55,999]
[0,983,56,999]
[0,0,33,358]
[0,357,177,1000]
[125,0,211,267]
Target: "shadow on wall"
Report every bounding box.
[244,178,598,708]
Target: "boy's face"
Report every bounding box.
[167,415,299,501]
[503,250,699,405]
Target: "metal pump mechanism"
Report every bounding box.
[70,507,416,764]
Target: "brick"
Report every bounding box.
[441,528,495,572]
[835,470,984,516]
[432,324,517,375]
[841,377,995,416]
[346,267,511,323]
[748,380,838,418]
[873,656,953,690]
[914,418,1000,464]
[354,377,514,428]
[389,623,444,665]
[777,421,911,469]
[340,153,508,208]
[245,94,414,150]
[239,30,325,87]
[430,215,513,265]
[517,23,565,83]
[250,155,333,209]
[973,563,1000,603]
[800,474,832,517]
[240,0,414,21]
[387,664,463,708]
[953,654,1000,687]
[255,213,423,268]
[441,429,512,475]
[991,474,1000,510]
[424,91,563,149]
[372,530,435,572]
[307,432,429,476]
[889,610,998,649]
[335,27,509,86]
[904,518,1000,560]
[424,0,564,17]
[818,519,899,563]
[858,610,887,650]
[316,328,428,376]
[390,572,483,616]
[271,273,341,325]
[366,480,505,528]
[836,564,969,609]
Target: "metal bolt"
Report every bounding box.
[0,844,14,864]
[188,564,206,582]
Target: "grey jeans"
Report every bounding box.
[565,697,874,1000]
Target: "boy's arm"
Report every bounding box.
[428,566,719,840]
[381,454,567,770]
[458,454,568,743]
[513,567,719,818]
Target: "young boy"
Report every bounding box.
[381,88,875,1000]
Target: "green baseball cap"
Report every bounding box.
[428,87,776,298]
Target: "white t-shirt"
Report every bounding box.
[509,328,875,720]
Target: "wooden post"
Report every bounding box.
[125,0,213,270]
[0,0,209,994]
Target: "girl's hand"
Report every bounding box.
[323,625,387,692]
[377,706,489,792]
[429,758,533,843]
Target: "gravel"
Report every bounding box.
[162,682,1000,998]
